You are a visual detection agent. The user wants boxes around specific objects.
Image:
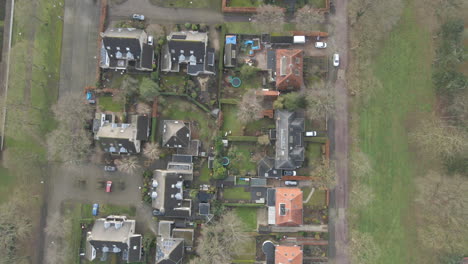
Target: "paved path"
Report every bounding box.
[58,0,101,96]
[331,0,350,262]
[108,0,250,24]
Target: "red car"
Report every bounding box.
[106,181,112,192]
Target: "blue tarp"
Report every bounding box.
[226,35,236,45]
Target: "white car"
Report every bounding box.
[333,53,340,67]
[315,42,327,49]
[148,35,153,45]
[285,181,298,186]
[305,131,317,137]
[132,14,145,21]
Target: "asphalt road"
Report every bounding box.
[58,0,101,96]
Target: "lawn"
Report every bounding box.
[223,187,251,200]
[305,189,326,207]
[229,0,263,7]
[232,237,256,261]
[225,22,295,35]
[227,143,258,175]
[234,207,257,231]
[222,104,243,135]
[149,0,221,9]
[161,74,187,93]
[160,97,216,145]
[351,7,435,263]
[0,168,15,203]
[198,163,212,184]
[98,96,124,112]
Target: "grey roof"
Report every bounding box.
[152,170,192,218]
[250,178,267,187]
[128,235,142,262]
[267,50,276,71]
[267,188,276,206]
[172,228,194,247]
[262,240,275,264]
[257,157,282,178]
[274,110,305,169]
[171,154,193,163]
[199,203,210,215]
[156,237,184,264]
[136,115,150,140]
[162,120,191,148]
[224,43,237,67]
[176,140,200,157]
[270,36,294,44]
[140,43,154,70]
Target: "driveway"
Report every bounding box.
[58,0,101,96]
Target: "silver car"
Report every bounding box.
[333,53,340,67]
[132,14,145,21]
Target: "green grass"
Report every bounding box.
[232,237,256,261]
[352,7,435,263]
[223,187,251,200]
[161,97,216,144]
[305,189,326,207]
[0,168,15,203]
[225,22,295,35]
[149,0,221,9]
[234,207,257,231]
[98,96,124,112]
[198,163,212,183]
[305,143,322,166]
[228,0,263,7]
[227,143,258,174]
[222,104,243,135]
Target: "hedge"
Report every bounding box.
[224,203,264,207]
[220,98,239,104]
[227,136,258,142]
[150,117,157,142]
[304,137,327,143]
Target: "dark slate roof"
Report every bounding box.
[103,35,141,61]
[199,203,210,215]
[258,157,282,178]
[99,138,137,154]
[251,187,267,201]
[128,235,142,263]
[270,36,294,44]
[262,240,275,264]
[136,115,149,140]
[267,50,276,71]
[250,178,267,187]
[162,121,191,148]
[164,175,191,218]
[275,110,305,169]
[187,63,205,76]
[156,239,184,264]
[140,44,154,70]
[224,43,237,67]
[267,188,276,206]
[168,40,205,65]
[171,154,193,163]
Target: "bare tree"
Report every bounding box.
[257,135,270,145]
[143,143,162,160]
[295,5,325,31]
[253,5,285,33]
[136,102,152,115]
[115,156,141,173]
[311,162,336,189]
[305,81,335,120]
[47,126,92,163]
[44,212,72,264]
[410,115,468,159]
[120,75,139,97]
[237,89,263,124]
[52,92,93,129]
[348,230,381,264]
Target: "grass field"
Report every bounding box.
[351,6,435,263]
[223,187,251,200]
[225,22,295,35]
[234,207,257,231]
[98,96,124,112]
[229,0,263,7]
[149,0,221,9]
[305,189,326,207]
[222,104,243,135]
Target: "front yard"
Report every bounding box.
[234,207,258,231]
[223,187,251,200]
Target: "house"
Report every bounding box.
[275,245,303,264]
[100,28,153,71]
[152,170,192,218]
[86,216,142,263]
[161,31,215,76]
[275,49,303,90]
[258,157,282,178]
[162,120,191,149]
[267,188,303,226]
[156,221,195,263]
[274,110,305,170]
[224,35,237,68]
[94,113,149,154]
[167,154,194,181]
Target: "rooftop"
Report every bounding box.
[275,188,303,226]
[162,120,191,148]
[275,49,303,90]
[275,245,303,264]
[275,110,305,170]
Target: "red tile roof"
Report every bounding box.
[275,188,303,226]
[275,245,303,264]
[275,49,303,90]
[256,90,280,97]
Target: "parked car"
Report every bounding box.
[333,53,340,67]
[148,35,153,45]
[92,203,99,216]
[315,42,327,49]
[285,181,298,186]
[305,131,318,137]
[106,181,112,192]
[104,166,116,172]
[132,14,145,21]
[283,170,297,176]
[86,91,95,104]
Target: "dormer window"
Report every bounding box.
[126,47,130,51]
[106,46,111,50]
[116,47,120,51]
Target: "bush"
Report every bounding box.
[184,23,192,29]
[151,71,159,82]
